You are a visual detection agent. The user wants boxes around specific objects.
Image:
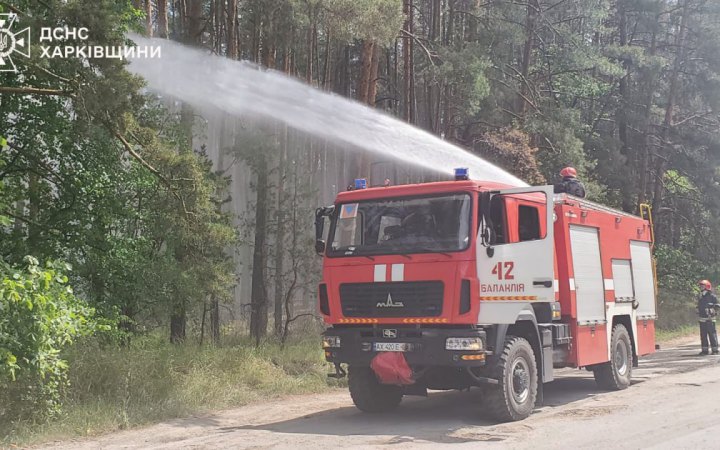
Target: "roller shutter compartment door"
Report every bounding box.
[570,225,606,322]
[612,259,634,301]
[630,241,656,317]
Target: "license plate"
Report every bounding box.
[373,342,411,352]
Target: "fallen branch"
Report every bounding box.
[0,86,72,96]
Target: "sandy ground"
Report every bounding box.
[45,335,720,449]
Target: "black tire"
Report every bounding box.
[593,323,632,390]
[348,366,403,413]
[484,336,538,422]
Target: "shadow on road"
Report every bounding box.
[210,373,607,444]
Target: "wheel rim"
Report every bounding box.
[615,340,628,376]
[510,358,530,404]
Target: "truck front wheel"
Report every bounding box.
[593,323,632,390]
[348,366,403,413]
[484,336,538,422]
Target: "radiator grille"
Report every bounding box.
[339,281,444,318]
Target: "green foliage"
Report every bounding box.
[664,170,696,195]
[0,0,236,336]
[1,333,335,445]
[0,257,103,420]
[655,244,706,294]
[321,0,404,44]
[654,245,710,330]
[436,45,491,116]
[1,1,238,429]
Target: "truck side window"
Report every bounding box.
[518,205,541,241]
[489,196,507,244]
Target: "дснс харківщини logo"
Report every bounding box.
[0,13,30,73]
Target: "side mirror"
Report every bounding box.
[478,192,493,248]
[314,205,334,257]
[315,240,326,256]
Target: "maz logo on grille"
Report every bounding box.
[376,293,405,308]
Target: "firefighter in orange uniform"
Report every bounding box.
[697,280,719,355]
[553,167,586,198]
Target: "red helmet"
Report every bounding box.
[700,280,712,290]
[560,167,577,178]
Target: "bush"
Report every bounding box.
[0,257,102,422]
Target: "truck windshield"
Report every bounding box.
[328,193,472,257]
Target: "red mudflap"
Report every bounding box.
[370,352,415,385]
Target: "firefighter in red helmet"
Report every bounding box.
[697,279,719,355]
[553,167,586,198]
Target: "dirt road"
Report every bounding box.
[47,338,720,449]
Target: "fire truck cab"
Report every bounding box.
[315,172,656,421]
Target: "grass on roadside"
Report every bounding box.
[655,324,696,343]
[1,334,340,446]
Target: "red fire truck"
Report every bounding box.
[315,171,657,421]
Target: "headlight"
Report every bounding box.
[322,336,341,348]
[446,337,483,351]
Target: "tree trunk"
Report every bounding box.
[273,128,288,336]
[27,172,39,249]
[226,0,237,58]
[187,0,203,44]
[355,39,379,179]
[616,2,628,155]
[250,155,269,345]
[637,17,659,209]
[262,6,276,69]
[616,0,632,211]
[517,0,539,116]
[367,44,380,107]
[157,0,169,38]
[652,0,689,214]
[445,0,455,47]
[403,0,415,123]
[144,0,153,36]
[170,311,186,343]
[306,16,315,83]
[358,40,376,104]
[323,30,332,90]
[210,297,220,344]
[339,45,350,96]
[430,0,441,42]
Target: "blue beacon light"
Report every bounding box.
[354,178,368,189]
[454,168,469,181]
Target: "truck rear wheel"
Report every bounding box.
[593,323,632,390]
[484,336,538,422]
[348,366,403,413]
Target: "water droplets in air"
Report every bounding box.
[127,35,526,187]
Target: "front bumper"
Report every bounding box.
[322,326,487,367]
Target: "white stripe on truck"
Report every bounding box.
[391,264,404,281]
[374,264,387,282]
